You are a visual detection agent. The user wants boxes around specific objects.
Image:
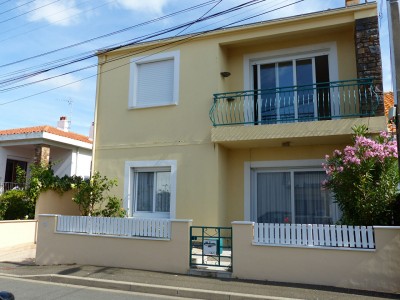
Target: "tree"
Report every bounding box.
[72,172,125,217]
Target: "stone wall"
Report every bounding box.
[355,16,384,116]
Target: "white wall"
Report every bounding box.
[71,148,92,179]
[50,147,73,177]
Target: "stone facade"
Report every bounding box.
[355,16,384,116]
[34,144,50,165]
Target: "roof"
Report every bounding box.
[97,2,377,56]
[0,125,92,144]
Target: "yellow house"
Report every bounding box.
[93,1,385,226]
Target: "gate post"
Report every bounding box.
[231,221,254,278]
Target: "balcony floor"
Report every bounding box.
[211,116,387,149]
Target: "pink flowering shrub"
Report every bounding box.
[323,125,399,225]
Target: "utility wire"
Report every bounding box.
[0,0,303,100]
[0,0,114,41]
[0,0,294,90]
[0,0,220,69]
[0,0,64,25]
[0,0,36,16]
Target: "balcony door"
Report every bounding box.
[252,55,331,124]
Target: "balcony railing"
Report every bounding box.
[210,78,381,127]
[0,182,24,195]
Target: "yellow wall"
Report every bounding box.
[36,215,191,274]
[94,5,378,226]
[233,223,400,294]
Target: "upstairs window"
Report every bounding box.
[129,51,180,108]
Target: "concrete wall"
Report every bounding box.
[0,220,37,248]
[35,190,81,219]
[36,215,191,274]
[232,222,400,294]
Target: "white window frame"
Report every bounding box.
[128,51,180,109]
[124,160,177,218]
[243,43,339,123]
[244,159,330,222]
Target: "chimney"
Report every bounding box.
[57,116,69,132]
[89,121,94,140]
[346,0,360,6]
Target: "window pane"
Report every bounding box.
[155,171,171,212]
[296,59,314,121]
[257,172,291,223]
[136,172,154,212]
[278,61,294,122]
[294,171,333,224]
[260,63,277,124]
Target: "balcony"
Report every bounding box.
[210,78,386,148]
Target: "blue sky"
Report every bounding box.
[0,0,394,135]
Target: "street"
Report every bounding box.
[0,276,197,300]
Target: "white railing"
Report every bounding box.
[254,223,375,249]
[56,215,171,239]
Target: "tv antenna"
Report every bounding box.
[59,98,73,130]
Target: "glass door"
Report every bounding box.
[252,55,330,124]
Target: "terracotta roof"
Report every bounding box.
[0,125,92,144]
[384,92,396,133]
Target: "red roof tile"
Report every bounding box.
[0,125,92,144]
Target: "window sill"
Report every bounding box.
[128,103,178,110]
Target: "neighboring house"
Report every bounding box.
[384,91,396,132]
[93,1,385,226]
[0,117,92,194]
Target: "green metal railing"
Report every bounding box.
[190,226,232,271]
[209,78,381,126]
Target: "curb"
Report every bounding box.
[7,274,302,300]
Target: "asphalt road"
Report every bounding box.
[0,276,198,300]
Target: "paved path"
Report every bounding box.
[0,244,398,300]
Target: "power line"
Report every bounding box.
[0,0,114,41]
[0,0,36,16]
[0,0,220,69]
[0,0,303,103]
[0,0,298,91]
[0,0,268,89]
[0,0,63,25]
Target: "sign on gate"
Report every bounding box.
[190,226,232,271]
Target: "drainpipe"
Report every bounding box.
[387,0,400,174]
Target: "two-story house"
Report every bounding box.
[93,1,385,226]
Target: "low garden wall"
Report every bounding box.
[0,220,37,248]
[232,222,400,294]
[36,215,192,274]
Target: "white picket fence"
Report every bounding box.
[253,223,375,249]
[56,215,171,239]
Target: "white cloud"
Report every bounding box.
[18,0,81,26]
[114,0,170,14]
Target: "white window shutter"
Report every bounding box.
[136,59,174,107]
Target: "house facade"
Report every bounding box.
[93,2,385,226]
[0,117,92,193]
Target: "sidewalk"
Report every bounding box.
[0,245,398,300]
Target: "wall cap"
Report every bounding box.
[38,214,60,217]
[232,221,254,225]
[0,220,37,224]
[170,219,192,223]
[373,226,400,230]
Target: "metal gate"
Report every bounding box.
[190,226,232,271]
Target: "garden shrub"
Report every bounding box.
[323,126,399,225]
